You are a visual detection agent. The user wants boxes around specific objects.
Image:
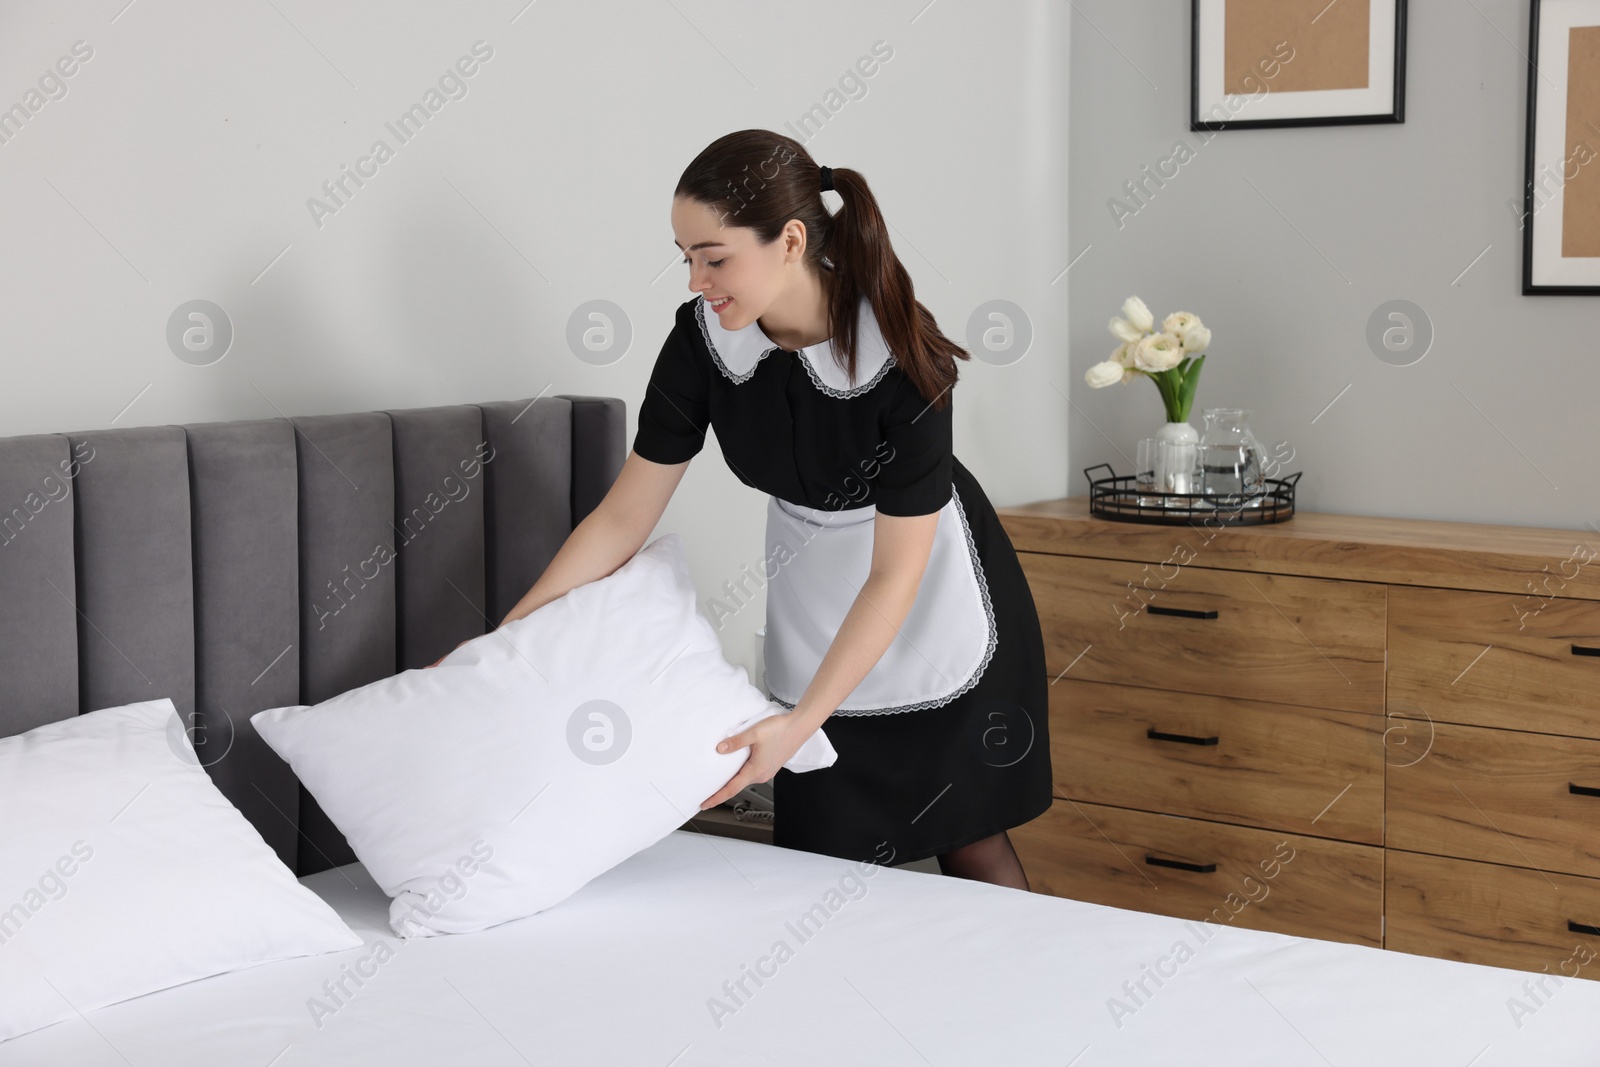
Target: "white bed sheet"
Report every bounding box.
[3,829,1597,1066]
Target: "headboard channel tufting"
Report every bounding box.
[0,395,625,875]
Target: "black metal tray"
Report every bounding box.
[1084,463,1301,526]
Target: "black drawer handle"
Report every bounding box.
[1573,645,1600,658]
[1147,728,1220,746]
[1146,604,1219,620]
[1569,921,1600,937]
[1570,783,1600,798]
[1145,855,1217,874]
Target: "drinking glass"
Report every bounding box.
[1157,439,1200,497]
[1135,439,1160,493]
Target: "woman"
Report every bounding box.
[493,130,1052,890]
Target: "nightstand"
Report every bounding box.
[680,804,774,844]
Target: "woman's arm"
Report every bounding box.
[784,509,939,731]
[427,451,689,666]
[700,508,939,808]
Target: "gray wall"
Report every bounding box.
[0,0,1070,682]
[1068,1,1597,532]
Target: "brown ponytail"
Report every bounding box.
[674,129,967,410]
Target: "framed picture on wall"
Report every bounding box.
[1523,0,1600,295]
[1191,0,1407,131]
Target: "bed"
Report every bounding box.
[2,396,1598,1065]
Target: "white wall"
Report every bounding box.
[0,0,1070,679]
[1067,0,1598,532]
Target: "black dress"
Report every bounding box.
[632,292,1053,867]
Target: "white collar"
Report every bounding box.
[694,292,896,398]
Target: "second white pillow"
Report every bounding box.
[253,533,836,937]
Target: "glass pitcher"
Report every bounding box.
[1199,408,1265,500]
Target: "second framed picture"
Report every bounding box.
[1191,0,1408,131]
[1523,0,1600,295]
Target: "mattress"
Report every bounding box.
[3,829,1597,1065]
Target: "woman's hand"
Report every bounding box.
[700,710,816,811]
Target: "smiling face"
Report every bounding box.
[671,196,803,332]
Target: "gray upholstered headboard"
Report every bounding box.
[0,395,625,876]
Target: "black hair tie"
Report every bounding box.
[818,165,834,192]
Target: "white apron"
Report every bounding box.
[761,489,997,717]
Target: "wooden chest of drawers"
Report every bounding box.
[997,497,1600,977]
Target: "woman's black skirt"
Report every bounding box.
[771,458,1054,867]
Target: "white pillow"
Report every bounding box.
[0,698,363,1043]
[251,532,836,938]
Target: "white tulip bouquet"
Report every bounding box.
[1084,296,1210,424]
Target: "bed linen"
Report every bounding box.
[2,829,1596,1066]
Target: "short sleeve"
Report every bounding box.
[632,321,710,464]
[872,376,952,517]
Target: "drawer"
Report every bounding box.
[1389,585,1600,738]
[1010,800,1382,946]
[1386,849,1600,979]
[1387,721,1600,878]
[1050,679,1384,844]
[1019,553,1386,713]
